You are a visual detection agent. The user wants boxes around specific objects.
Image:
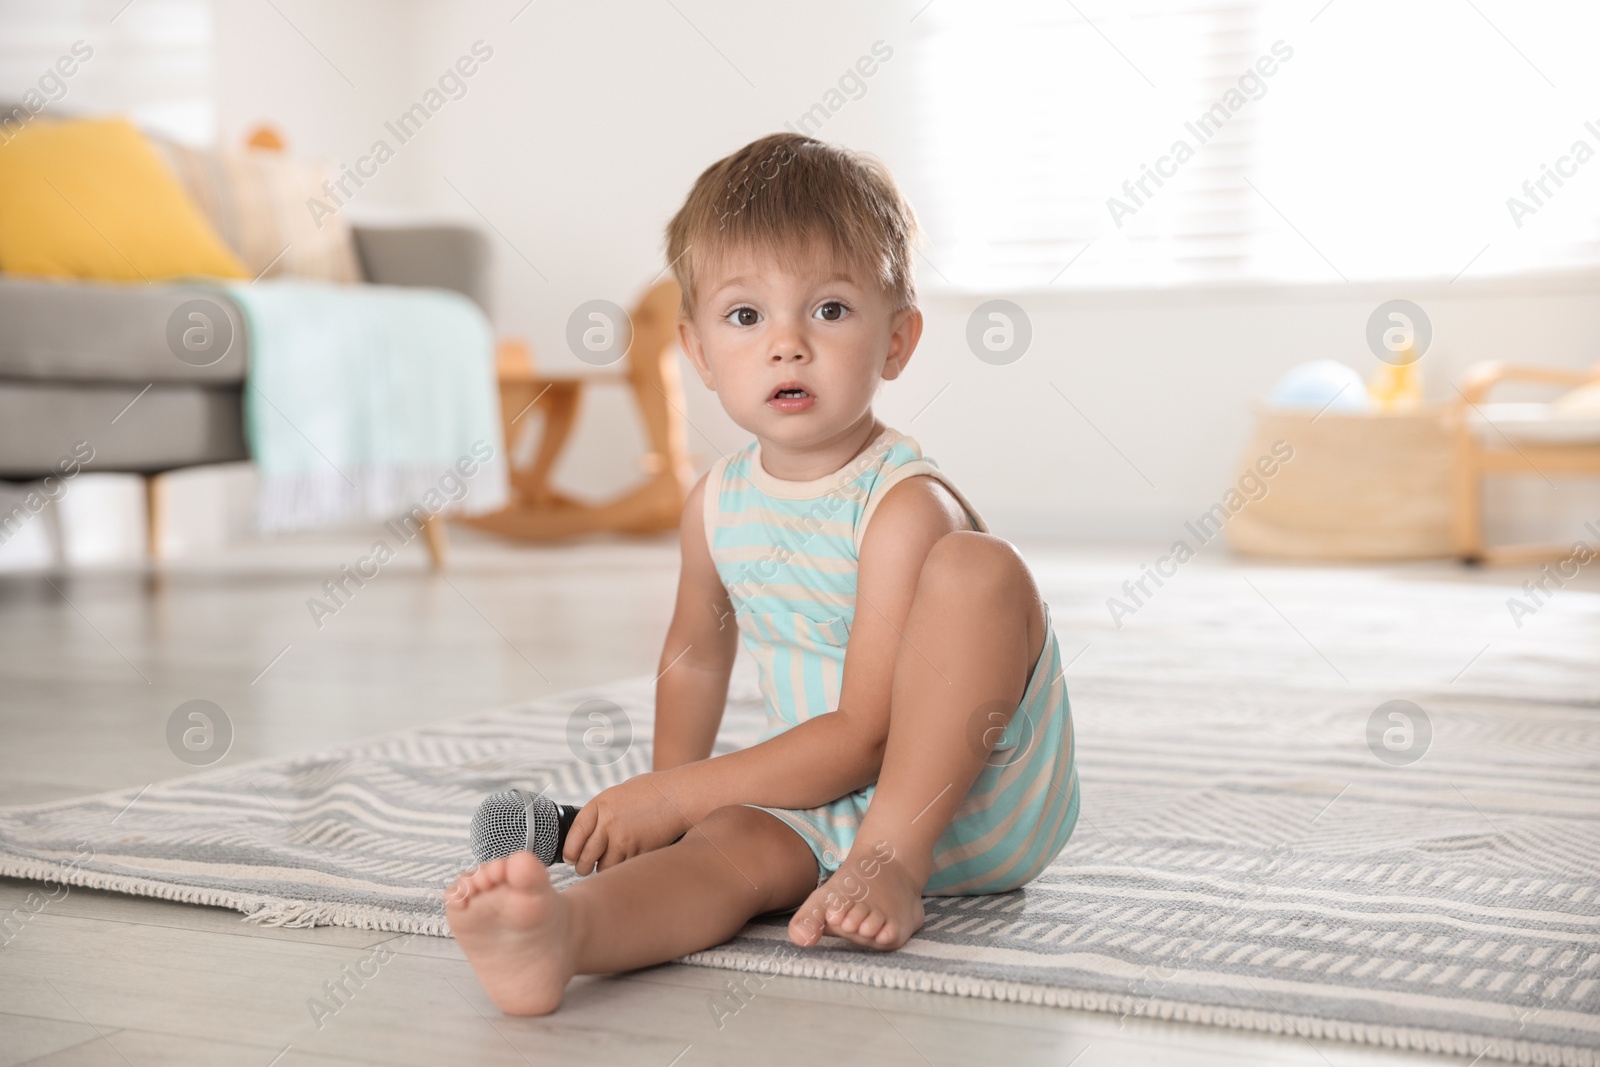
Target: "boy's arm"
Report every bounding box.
[652,473,740,771]
[563,475,967,874]
[661,475,970,820]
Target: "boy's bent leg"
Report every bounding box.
[790,531,1046,951]
[448,804,817,1015]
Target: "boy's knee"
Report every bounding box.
[691,806,819,909]
[917,531,1029,602]
[693,804,756,831]
[691,804,780,842]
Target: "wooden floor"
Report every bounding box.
[1,527,1568,1066]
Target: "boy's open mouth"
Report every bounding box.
[768,382,815,411]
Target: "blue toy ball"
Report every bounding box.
[1267,360,1372,413]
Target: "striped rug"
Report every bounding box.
[1,566,1596,1063]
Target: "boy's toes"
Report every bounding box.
[839,901,871,934]
[836,924,894,951]
[445,874,474,909]
[788,895,825,945]
[792,908,830,946]
[790,885,833,938]
[504,851,550,891]
[472,857,508,892]
[875,919,916,949]
[858,910,886,939]
[448,859,501,907]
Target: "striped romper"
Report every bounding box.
[703,425,1079,895]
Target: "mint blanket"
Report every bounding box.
[230,281,508,532]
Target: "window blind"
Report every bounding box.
[0,0,215,145]
[904,0,1599,289]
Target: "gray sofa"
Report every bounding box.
[0,225,492,479]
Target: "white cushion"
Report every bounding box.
[1471,402,1600,445]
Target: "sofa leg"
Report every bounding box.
[421,516,447,569]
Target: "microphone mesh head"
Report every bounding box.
[469,789,561,866]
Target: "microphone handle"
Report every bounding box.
[546,801,690,866]
[552,803,581,863]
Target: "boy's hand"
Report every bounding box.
[562,771,694,874]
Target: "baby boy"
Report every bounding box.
[447,133,1079,1015]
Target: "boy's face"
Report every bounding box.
[677,244,921,451]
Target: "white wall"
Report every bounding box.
[5,0,1595,557]
[341,0,919,505]
[212,0,434,212]
[375,0,1600,544]
[907,275,1600,544]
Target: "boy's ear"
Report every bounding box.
[677,316,716,390]
[880,305,923,382]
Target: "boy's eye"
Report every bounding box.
[727,306,760,327]
[815,301,849,321]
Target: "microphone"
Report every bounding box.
[469,789,581,866]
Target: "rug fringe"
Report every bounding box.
[6,847,1596,1064]
[6,845,1596,1065]
[0,851,452,938]
[676,948,1596,1067]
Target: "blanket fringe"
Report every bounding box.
[257,458,509,534]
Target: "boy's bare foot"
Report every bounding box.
[445,852,575,1015]
[787,843,926,951]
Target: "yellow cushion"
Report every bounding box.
[0,117,248,281]
[152,137,362,283]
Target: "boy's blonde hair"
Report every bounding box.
[665,133,920,315]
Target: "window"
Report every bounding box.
[0,0,215,145]
[905,0,1599,289]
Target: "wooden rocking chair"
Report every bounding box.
[456,278,695,547]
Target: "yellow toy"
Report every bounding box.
[1368,354,1423,412]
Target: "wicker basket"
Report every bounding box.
[1224,406,1455,560]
